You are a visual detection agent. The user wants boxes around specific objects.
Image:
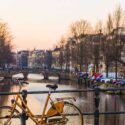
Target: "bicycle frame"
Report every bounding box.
[10,89,65,125]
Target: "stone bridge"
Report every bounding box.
[0,68,70,83]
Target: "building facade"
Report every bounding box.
[17,50,29,69]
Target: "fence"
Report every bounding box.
[1,87,125,125]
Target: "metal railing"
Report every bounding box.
[1,87,125,125]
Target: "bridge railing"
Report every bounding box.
[1,88,125,125]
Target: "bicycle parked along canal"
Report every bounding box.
[0,78,83,125]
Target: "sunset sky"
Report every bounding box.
[0,0,125,51]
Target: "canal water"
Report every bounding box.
[0,73,125,125]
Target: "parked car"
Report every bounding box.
[115,79,125,86]
[77,72,88,79]
[88,73,101,83]
[100,77,117,83]
[96,75,104,82]
[80,72,88,79]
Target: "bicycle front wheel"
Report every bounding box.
[63,101,83,125]
[0,106,21,125]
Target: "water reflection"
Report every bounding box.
[99,93,125,125]
[0,85,11,106]
[0,74,125,125]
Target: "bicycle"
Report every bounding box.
[0,78,83,125]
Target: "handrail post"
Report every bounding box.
[94,87,100,125]
[21,90,28,125]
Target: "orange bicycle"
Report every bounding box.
[0,79,83,125]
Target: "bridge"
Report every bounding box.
[0,68,70,83]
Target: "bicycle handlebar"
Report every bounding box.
[12,78,29,93]
[13,78,29,85]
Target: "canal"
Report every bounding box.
[0,73,125,125]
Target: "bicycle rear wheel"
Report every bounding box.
[63,101,83,125]
[0,106,21,125]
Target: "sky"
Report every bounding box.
[0,0,125,51]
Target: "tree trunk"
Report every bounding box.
[106,63,109,78]
[115,60,118,80]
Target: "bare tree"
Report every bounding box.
[92,21,103,72]
[70,19,92,71]
[112,5,125,79]
[94,21,103,34]
[106,14,114,34]
[64,41,70,71]
[0,20,14,68]
[58,37,65,71]
[70,19,91,37]
[103,14,114,77]
[113,5,125,28]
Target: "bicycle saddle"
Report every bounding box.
[46,84,58,90]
